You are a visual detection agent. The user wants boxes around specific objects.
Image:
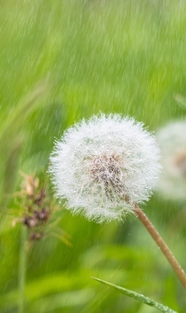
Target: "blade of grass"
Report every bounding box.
[0,80,50,212]
[91,277,178,313]
[0,80,50,143]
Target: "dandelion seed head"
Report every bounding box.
[156,120,186,201]
[49,114,160,222]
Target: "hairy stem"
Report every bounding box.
[134,204,186,289]
[18,226,27,313]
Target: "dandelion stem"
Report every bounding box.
[134,204,186,289]
[18,226,27,313]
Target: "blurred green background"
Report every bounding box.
[1,0,186,312]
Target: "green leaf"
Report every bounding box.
[91,277,178,313]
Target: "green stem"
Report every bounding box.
[18,226,27,313]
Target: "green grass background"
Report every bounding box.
[0,0,186,312]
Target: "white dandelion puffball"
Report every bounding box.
[49,114,160,222]
[156,120,186,201]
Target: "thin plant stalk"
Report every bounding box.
[18,226,27,313]
[134,204,186,289]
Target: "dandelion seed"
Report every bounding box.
[49,114,160,222]
[156,120,186,201]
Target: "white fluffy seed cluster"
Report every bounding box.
[156,120,186,201]
[49,114,160,222]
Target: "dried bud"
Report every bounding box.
[21,174,39,198]
[34,189,46,206]
[34,208,50,222]
[29,232,43,241]
[23,216,38,228]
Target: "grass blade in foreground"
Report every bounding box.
[91,277,177,313]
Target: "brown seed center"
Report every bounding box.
[174,151,186,177]
[89,154,121,183]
